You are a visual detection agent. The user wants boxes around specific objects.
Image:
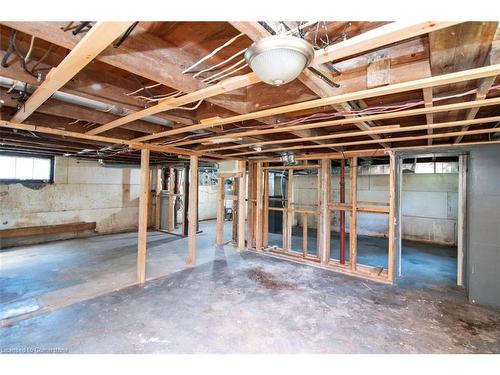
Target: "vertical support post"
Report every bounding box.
[137,149,150,284]
[350,157,358,271]
[182,166,189,236]
[247,162,256,248]
[186,155,198,267]
[167,167,175,232]
[339,159,346,264]
[263,168,269,248]
[388,152,396,282]
[154,167,162,230]
[319,158,331,265]
[237,160,246,250]
[285,169,293,251]
[302,213,308,257]
[457,154,467,286]
[216,176,225,245]
[255,162,264,250]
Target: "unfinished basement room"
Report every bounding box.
[1,3,500,369]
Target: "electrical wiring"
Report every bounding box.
[182,33,245,74]
[204,63,249,85]
[24,36,36,63]
[125,82,162,96]
[201,58,247,83]
[193,48,246,78]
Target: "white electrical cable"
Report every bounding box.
[24,36,36,63]
[193,48,246,78]
[182,33,244,74]
[201,58,246,83]
[204,63,249,85]
[125,82,162,96]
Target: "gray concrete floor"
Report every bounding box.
[1,220,499,353]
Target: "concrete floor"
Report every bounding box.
[1,220,499,353]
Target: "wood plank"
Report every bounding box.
[0,222,96,239]
[174,97,500,147]
[145,64,500,140]
[237,160,247,250]
[167,168,176,232]
[137,149,150,284]
[303,213,308,257]
[367,55,391,88]
[186,155,198,266]
[247,162,256,248]
[350,157,358,271]
[11,22,133,123]
[216,177,225,246]
[263,168,269,248]
[318,159,331,264]
[388,152,396,282]
[286,170,294,252]
[422,87,434,145]
[255,162,264,250]
[212,115,500,154]
[155,167,162,230]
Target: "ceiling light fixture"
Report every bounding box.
[245,35,315,86]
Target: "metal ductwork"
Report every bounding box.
[0,76,173,127]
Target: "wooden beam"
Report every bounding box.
[137,149,150,284]
[422,87,434,145]
[223,115,500,156]
[167,168,176,232]
[186,155,198,266]
[216,177,225,246]
[237,160,247,250]
[349,157,358,271]
[154,167,162,230]
[313,22,459,65]
[88,73,259,136]
[227,124,500,156]
[0,222,96,239]
[172,96,500,147]
[255,161,264,250]
[140,64,500,140]
[388,152,396,282]
[10,22,133,123]
[318,159,331,264]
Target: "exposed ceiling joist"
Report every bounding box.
[10,22,134,123]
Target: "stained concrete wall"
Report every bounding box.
[466,145,500,308]
[0,157,218,247]
[293,172,458,245]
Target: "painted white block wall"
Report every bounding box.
[293,172,458,246]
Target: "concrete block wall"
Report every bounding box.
[0,157,142,244]
[292,171,458,245]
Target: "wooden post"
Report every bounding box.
[186,155,198,267]
[302,213,308,257]
[137,149,150,284]
[216,176,225,245]
[247,162,256,248]
[154,167,162,230]
[167,167,175,232]
[339,159,346,264]
[388,152,396,282]
[349,157,358,271]
[285,169,293,251]
[263,168,269,248]
[237,160,246,250]
[255,161,264,250]
[318,159,331,264]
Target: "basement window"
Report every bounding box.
[0,153,54,184]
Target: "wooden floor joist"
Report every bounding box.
[10,22,134,124]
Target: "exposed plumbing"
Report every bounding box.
[0,76,174,128]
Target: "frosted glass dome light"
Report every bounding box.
[244,35,315,86]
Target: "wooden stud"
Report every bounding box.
[255,162,264,250]
[216,177,225,246]
[237,160,247,250]
[318,159,331,264]
[186,155,198,267]
[350,157,358,271]
[247,162,256,248]
[263,168,269,248]
[137,149,150,284]
[388,152,396,282]
[154,167,162,230]
[11,22,133,124]
[302,213,308,258]
[286,170,294,251]
[167,167,176,232]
